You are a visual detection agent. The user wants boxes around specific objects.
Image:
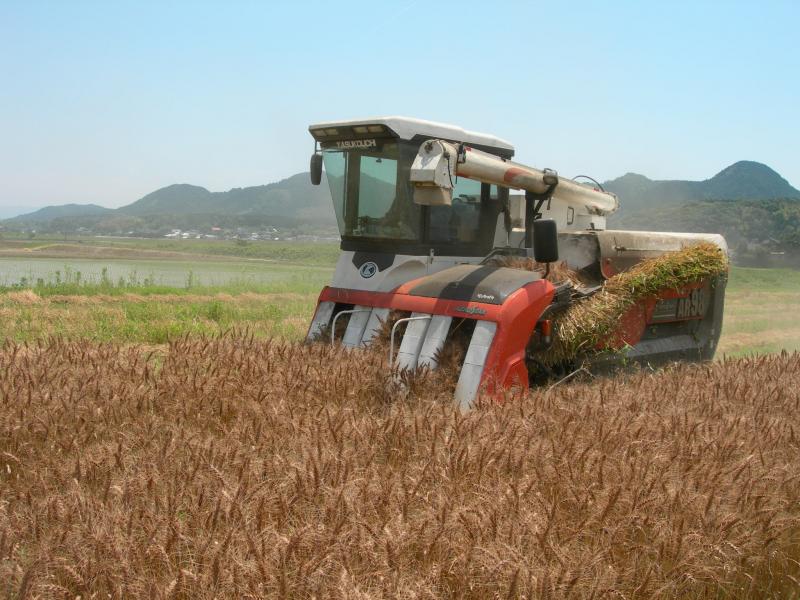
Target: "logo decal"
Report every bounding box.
[651,288,708,322]
[336,139,377,149]
[359,262,378,278]
[455,306,487,316]
[676,288,707,318]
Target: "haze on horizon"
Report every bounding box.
[0,0,797,217]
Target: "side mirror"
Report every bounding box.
[533,219,559,264]
[310,153,323,186]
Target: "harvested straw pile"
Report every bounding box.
[2,335,799,598]
[485,254,583,285]
[541,242,728,364]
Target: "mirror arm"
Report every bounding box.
[524,181,558,249]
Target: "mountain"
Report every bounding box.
[5,203,113,222]
[4,161,798,250]
[118,184,213,216]
[0,204,49,219]
[116,174,334,223]
[4,173,337,232]
[603,162,800,267]
[604,161,800,213]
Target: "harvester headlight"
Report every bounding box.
[353,125,369,133]
[367,125,384,133]
[324,128,339,136]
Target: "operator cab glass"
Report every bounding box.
[323,141,419,241]
[320,132,508,256]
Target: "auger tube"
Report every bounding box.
[410,139,620,217]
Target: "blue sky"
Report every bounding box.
[0,0,797,215]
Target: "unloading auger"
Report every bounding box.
[305,117,728,408]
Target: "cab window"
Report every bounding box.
[428,179,500,245]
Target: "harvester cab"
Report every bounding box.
[307,117,519,293]
[307,117,728,408]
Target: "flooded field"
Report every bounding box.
[0,256,332,289]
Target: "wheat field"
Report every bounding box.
[1,336,799,598]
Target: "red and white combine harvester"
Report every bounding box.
[306,117,727,408]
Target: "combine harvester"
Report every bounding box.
[306,117,727,408]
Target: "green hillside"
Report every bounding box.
[116,174,334,222]
[9,203,113,222]
[605,161,799,212]
[4,173,337,233]
[603,161,800,266]
[117,184,213,215]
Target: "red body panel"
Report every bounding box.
[315,279,555,393]
[315,274,714,395]
[604,281,709,349]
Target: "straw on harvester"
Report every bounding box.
[540,241,729,364]
[486,255,584,286]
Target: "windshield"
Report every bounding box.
[322,138,503,253]
[323,141,419,240]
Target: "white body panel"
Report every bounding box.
[417,316,453,369]
[341,307,372,348]
[454,321,497,411]
[396,313,433,371]
[308,301,335,340]
[361,308,390,344]
[330,250,484,292]
[507,193,608,232]
[597,230,728,254]
[310,116,514,153]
